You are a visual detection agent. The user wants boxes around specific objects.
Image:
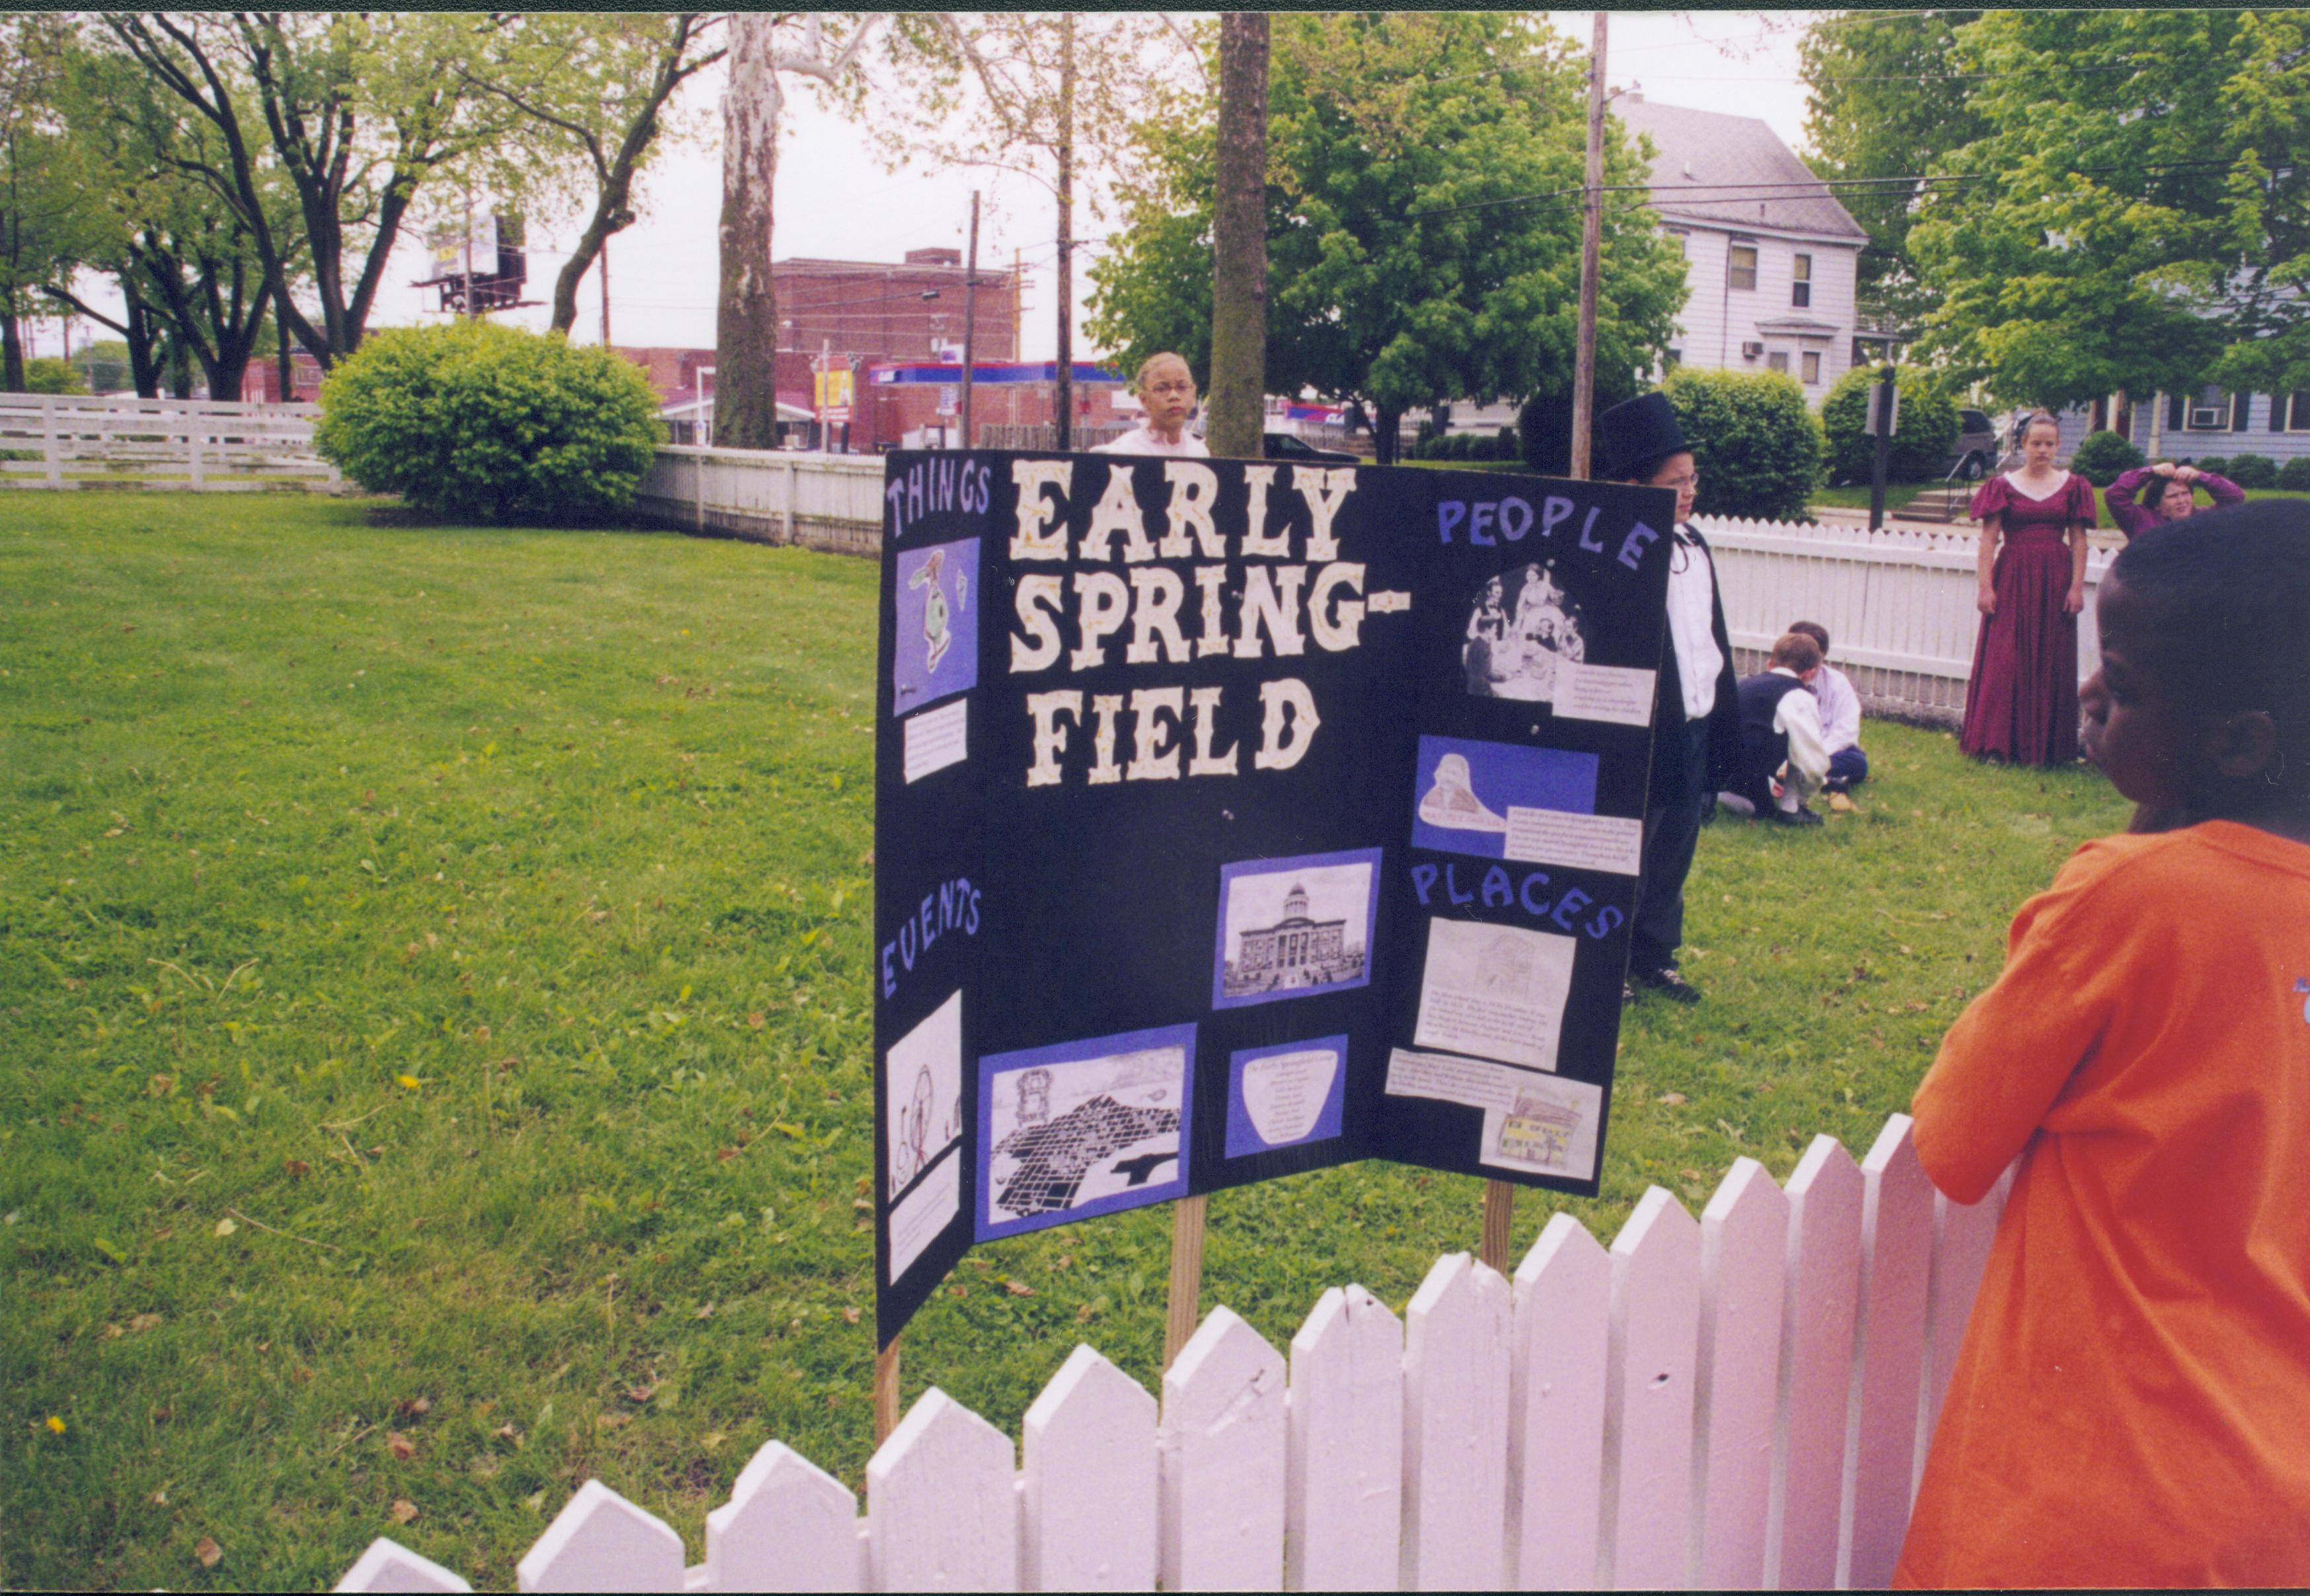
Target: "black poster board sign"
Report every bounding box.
[873,451,1676,1345]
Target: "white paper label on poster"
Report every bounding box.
[1241,1048,1340,1145]
[1412,918,1576,1071]
[885,991,963,1199]
[1384,1047,1532,1111]
[1481,1075,1604,1182]
[1503,807,1645,877]
[1551,658,1657,727]
[903,698,969,783]
[887,1146,960,1284]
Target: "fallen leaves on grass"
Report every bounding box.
[387,1431,416,1461]
[194,1537,222,1568]
[212,1217,237,1238]
[390,1499,419,1525]
[393,1397,431,1423]
[1658,1093,1688,1106]
[1004,1282,1035,1298]
[283,1159,310,1177]
[840,1306,860,1324]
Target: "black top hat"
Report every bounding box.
[1595,392,1689,482]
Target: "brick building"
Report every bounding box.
[777,247,1019,371]
[245,350,326,404]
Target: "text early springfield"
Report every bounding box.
[871,451,1676,1344]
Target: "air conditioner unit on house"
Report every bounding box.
[2188,405,2227,429]
[1740,340,1766,359]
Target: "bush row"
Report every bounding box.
[1409,425,1521,462]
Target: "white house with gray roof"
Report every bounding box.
[1614,95,1870,400]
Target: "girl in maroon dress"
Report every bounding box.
[1960,411,2096,764]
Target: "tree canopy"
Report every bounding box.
[1821,9,2310,407]
[1798,11,1988,340]
[1086,11,1686,461]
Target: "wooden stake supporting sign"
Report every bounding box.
[874,1338,901,1445]
[1163,1194,1210,1369]
[1480,1179,1516,1274]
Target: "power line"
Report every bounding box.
[1411,155,2278,219]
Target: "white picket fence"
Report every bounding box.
[0,392,341,492]
[336,1112,2008,1593]
[634,447,887,556]
[1699,513,2113,728]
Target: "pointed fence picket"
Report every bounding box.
[1286,1285,1403,1591]
[1399,1254,1512,1591]
[336,1112,2013,1595]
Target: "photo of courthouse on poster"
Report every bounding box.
[871,451,1675,1344]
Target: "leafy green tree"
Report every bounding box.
[0,16,105,390]
[1089,13,1686,464]
[46,39,295,400]
[1904,10,2310,406]
[1799,12,1988,339]
[100,13,524,367]
[457,13,727,338]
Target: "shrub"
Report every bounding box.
[1414,418,1438,454]
[2277,456,2310,491]
[1818,365,1958,484]
[2068,429,2145,488]
[2190,455,2228,478]
[2223,453,2278,489]
[23,357,89,396]
[1658,367,1824,521]
[1496,425,1518,460]
[314,322,664,522]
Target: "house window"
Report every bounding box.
[1729,243,1758,291]
[1802,351,1822,384]
[2173,389,2247,431]
[2286,392,2310,432]
[1792,253,1812,308]
[1664,348,1682,370]
[1767,351,1790,374]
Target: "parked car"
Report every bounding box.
[1948,408,1999,479]
[1263,431,1359,464]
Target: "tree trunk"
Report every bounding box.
[1,304,22,392]
[1207,13,1269,460]
[1053,13,1074,451]
[1373,403,1400,466]
[126,280,162,398]
[714,15,784,450]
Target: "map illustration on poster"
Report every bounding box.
[872,452,1675,1345]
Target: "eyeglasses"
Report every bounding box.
[1145,381,1195,397]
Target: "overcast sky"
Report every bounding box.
[42,11,1827,366]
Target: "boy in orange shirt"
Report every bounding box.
[1898,501,2310,1588]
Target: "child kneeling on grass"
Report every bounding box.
[1897,500,2310,1589]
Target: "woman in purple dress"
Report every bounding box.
[1960,411,2096,764]
[2103,460,2245,541]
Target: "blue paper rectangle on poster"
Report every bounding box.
[975,1023,1197,1241]
[1226,1035,1349,1158]
[1410,735,1598,860]
[892,537,979,716]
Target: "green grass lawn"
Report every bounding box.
[1,491,2130,1591]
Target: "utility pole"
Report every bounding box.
[1569,11,1608,481]
[959,191,980,451]
[1054,11,1075,451]
[463,184,479,322]
[1868,363,1897,532]
[600,234,613,347]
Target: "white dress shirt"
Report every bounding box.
[1095,425,1210,458]
[1812,663,1862,754]
[1666,523,1725,721]
[1769,667,1832,807]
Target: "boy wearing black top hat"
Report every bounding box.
[1595,392,1742,1003]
